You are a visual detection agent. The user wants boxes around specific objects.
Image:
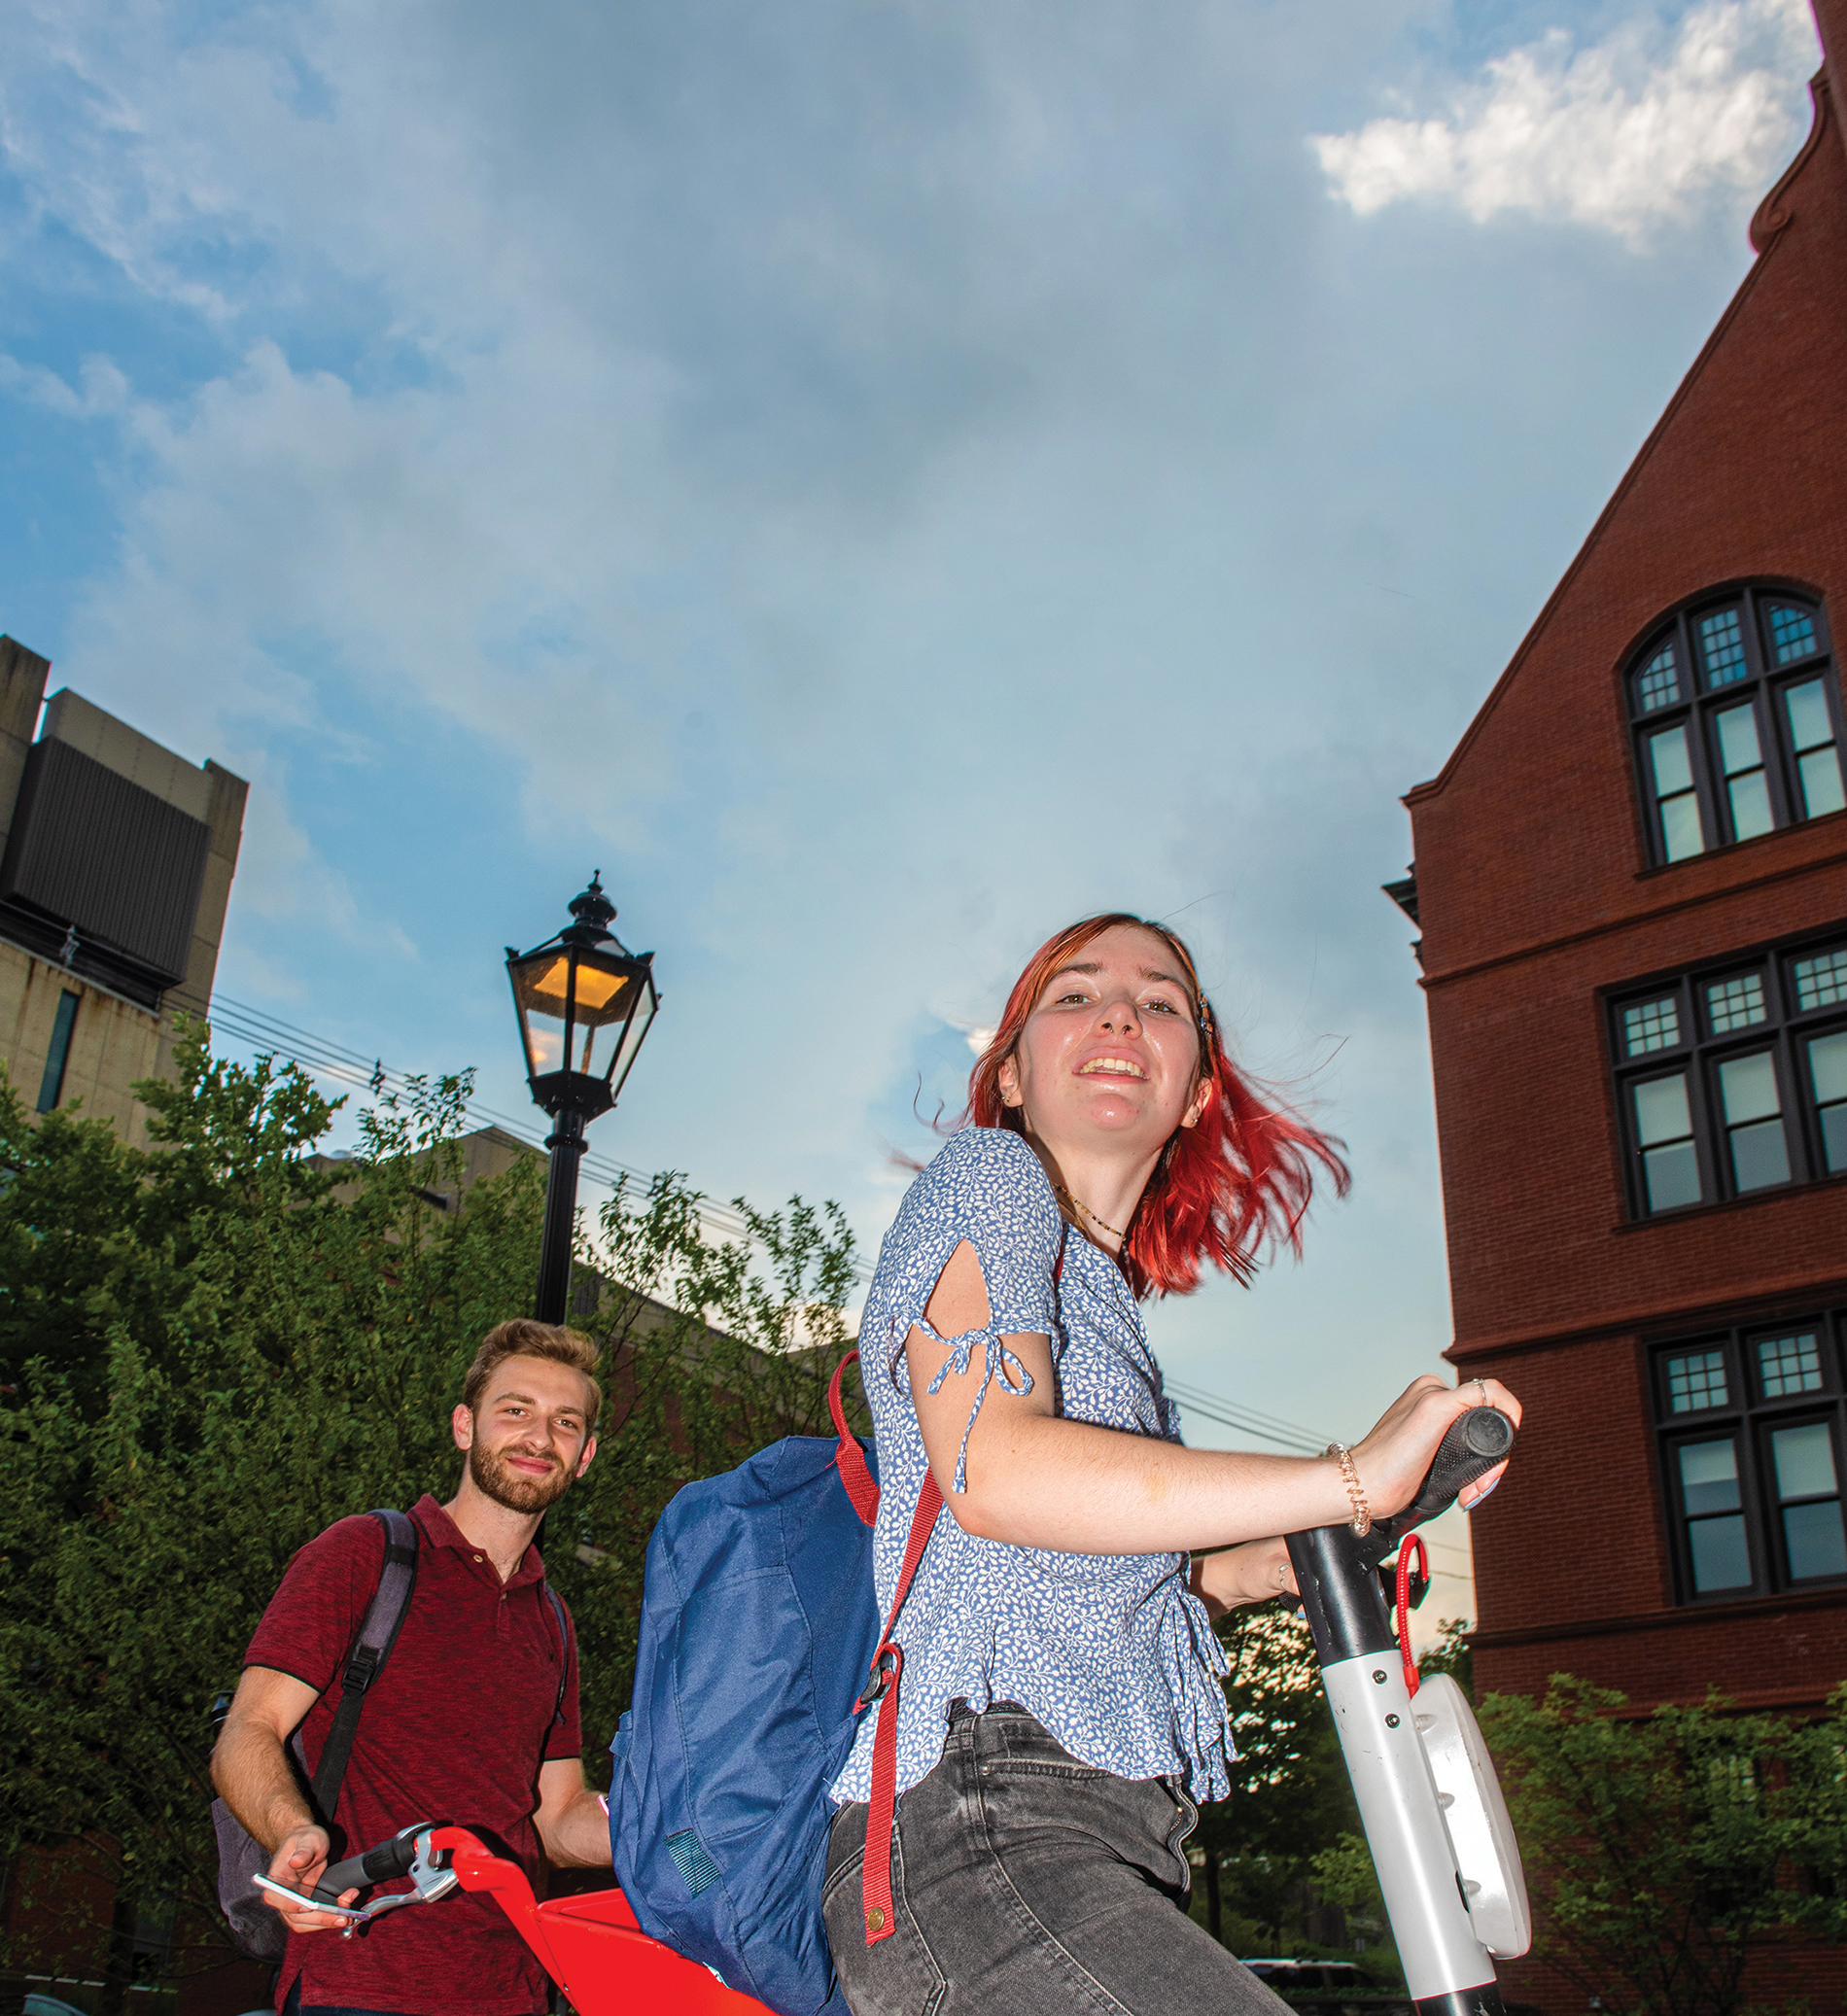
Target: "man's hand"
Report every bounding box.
[260,1824,361,1933]
[534,1756,613,1867]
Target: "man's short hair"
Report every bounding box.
[463,1320,603,1435]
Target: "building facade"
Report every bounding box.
[1400,7,1847,2009]
[0,634,246,1146]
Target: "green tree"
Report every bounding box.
[1478,1675,1847,2016]
[1198,1602,1363,1953]
[0,1027,857,2010]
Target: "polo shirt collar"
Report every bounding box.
[411,1491,548,1589]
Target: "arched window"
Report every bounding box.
[1626,585,1843,866]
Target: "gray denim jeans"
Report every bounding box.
[823,1703,1290,2016]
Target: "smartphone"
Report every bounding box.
[250,1872,366,1921]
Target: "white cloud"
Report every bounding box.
[1314,0,1819,240]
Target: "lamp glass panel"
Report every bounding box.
[609,982,658,1098]
[564,960,638,1081]
[512,954,572,1075]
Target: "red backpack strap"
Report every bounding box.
[856,1469,943,1943]
[830,1351,880,1529]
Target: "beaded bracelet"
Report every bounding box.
[1326,1442,1372,1537]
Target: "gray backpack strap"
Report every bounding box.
[545,1585,571,1732]
[308,1510,418,1819]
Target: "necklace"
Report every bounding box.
[1052,1183,1129,1241]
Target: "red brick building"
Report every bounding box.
[1399,3,1847,2005]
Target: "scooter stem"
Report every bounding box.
[1285,1408,1517,2016]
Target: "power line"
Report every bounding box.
[201,991,1334,1444]
[1163,1378,1323,1453]
[204,991,808,1267]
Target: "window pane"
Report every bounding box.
[1729,1118,1792,1191]
[1783,1501,1847,1580]
[1690,1514,1753,1592]
[1771,1422,1838,1499]
[1706,974,1766,1034]
[1661,793,1705,861]
[1636,1074,1693,1144]
[1667,1348,1729,1412]
[1717,704,1763,774]
[1636,643,1682,712]
[1645,1141,1702,1211]
[1699,608,1749,686]
[1718,1052,1781,1125]
[1727,770,1774,841]
[1797,746,1847,819]
[1793,947,1847,1011]
[1786,679,1832,751]
[1808,1030,1847,1104]
[1823,1103,1847,1174]
[1767,603,1820,664]
[1623,996,1681,1057]
[1758,1333,1823,1399]
[1650,725,1694,795]
[1680,1438,1741,1512]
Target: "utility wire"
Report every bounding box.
[201,991,1345,1454]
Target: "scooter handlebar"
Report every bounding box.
[1377,1404,1516,1544]
[312,1821,429,1904]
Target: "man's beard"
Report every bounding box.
[469,1440,576,1515]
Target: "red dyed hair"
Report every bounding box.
[964,914,1349,1300]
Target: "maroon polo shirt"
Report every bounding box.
[244,1493,582,2015]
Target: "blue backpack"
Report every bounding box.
[607,1352,940,2015]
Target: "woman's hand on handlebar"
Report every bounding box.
[261,1825,361,1933]
[1191,1538,1298,1617]
[1351,1374,1521,1520]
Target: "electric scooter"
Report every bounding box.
[1285,1406,1530,2016]
[272,1408,1527,2015]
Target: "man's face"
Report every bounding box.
[452,1353,599,1515]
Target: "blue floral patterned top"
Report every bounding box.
[830,1126,1234,1806]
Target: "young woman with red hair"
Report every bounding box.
[823,914,1518,2016]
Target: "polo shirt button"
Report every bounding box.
[472,1554,482,1563]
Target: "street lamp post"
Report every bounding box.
[506,875,659,1324]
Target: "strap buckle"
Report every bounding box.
[857,1645,899,1710]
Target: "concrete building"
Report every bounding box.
[0,634,246,1146]
[1398,5,1847,2009]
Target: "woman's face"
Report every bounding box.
[996,923,1211,1160]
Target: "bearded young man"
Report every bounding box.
[212,1320,613,2016]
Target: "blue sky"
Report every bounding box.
[0,0,1826,1613]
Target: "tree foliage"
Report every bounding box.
[0,1027,857,2003]
[1196,1601,1365,1953]
[1478,1675,1847,2016]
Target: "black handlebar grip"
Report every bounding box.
[311,1824,424,1903]
[1379,1405,1516,1541]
